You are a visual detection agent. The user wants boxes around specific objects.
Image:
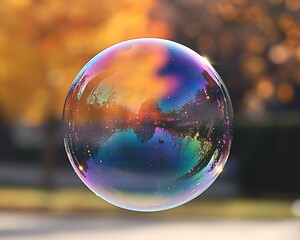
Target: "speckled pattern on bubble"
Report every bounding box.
[63,38,233,212]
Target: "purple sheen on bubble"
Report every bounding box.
[63,38,233,212]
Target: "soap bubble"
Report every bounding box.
[62,38,233,212]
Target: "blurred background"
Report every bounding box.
[0,0,300,239]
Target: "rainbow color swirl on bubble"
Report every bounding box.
[63,38,233,212]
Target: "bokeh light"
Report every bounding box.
[291,199,300,217]
[63,38,233,211]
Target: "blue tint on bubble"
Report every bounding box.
[158,47,208,112]
[63,38,233,212]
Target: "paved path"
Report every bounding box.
[0,212,299,240]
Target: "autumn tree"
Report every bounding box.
[0,0,171,187]
[0,0,171,125]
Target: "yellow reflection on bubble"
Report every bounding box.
[86,44,178,113]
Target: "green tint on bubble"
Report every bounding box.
[62,38,233,212]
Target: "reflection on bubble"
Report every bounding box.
[62,38,233,212]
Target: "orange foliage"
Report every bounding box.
[0,0,172,126]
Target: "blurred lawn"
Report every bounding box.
[0,188,295,219]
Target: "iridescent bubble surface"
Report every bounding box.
[62,38,233,212]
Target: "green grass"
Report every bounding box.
[0,187,296,219]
